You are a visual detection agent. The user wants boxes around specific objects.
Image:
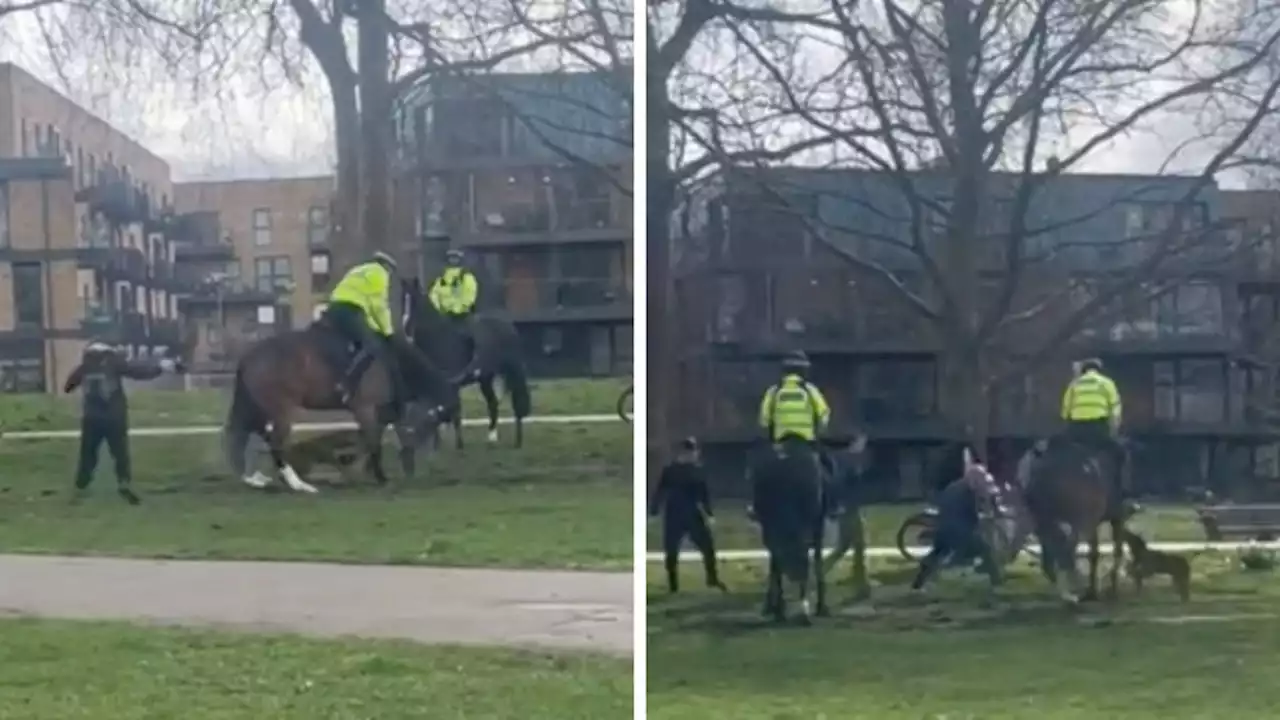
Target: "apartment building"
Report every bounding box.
[173,177,335,375]
[0,64,186,392]
[671,168,1280,500]
[395,70,633,378]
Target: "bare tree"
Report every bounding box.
[671,0,1280,444]
[20,0,627,272]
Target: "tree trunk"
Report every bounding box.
[648,85,675,456]
[357,0,391,260]
[331,75,361,274]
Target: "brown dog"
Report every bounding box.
[285,430,366,483]
[1122,529,1191,601]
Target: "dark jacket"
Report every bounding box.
[650,460,712,521]
[64,352,166,422]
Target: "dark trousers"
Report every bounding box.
[76,416,130,488]
[324,302,403,405]
[911,498,998,589]
[755,436,843,514]
[662,511,721,592]
[1065,418,1125,505]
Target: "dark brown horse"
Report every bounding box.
[1024,438,1128,603]
[401,277,532,448]
[224,316,459,492]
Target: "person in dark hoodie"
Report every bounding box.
[650,437,726,594]
[63,341,185,504]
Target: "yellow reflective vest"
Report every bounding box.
[758,374,831,441]
[429,268,479,315]
[1061,369,1122,423]
[328,262,393,336]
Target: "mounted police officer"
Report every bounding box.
[63,341,184,504]
[754,350,843,517]
[324,251,405,409]
[428,249,479,321]
[1060,357,1125,508]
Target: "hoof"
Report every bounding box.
[118,489,141,506]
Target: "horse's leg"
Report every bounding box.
[1107,517,1124,601]
[764,554,784,621]
[813,518,829,617]
[479,375,501,445]
[394,420,415,480]
[821,517,849,578]
[268,416,318,494]
[1082,529,1101,602]
[354,404,390,486]
[850,508,870,600]
[453,412,464,450]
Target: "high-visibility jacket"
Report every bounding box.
[328,262,393,336]
[1061,369,1122,423]
[429,267,479,315]
[758,373,831,442]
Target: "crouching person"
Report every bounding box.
[650,437,726,593]
[911,448,1006,592]
[63,342,185,504]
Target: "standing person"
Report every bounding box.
[822,432,872,597]
[650,437,726,594]
[63,341,185,505]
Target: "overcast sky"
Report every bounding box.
[1,11,334,182]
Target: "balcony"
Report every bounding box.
[490,277,631,323]
[75,178,150,225]
[149,317,183,348]
[674,266,937,356]
[180,278,278,308]
[76,244,148,283]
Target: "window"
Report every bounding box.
[1153,281,1223,337]
[307,205,329,246]
[252,208,272,245]
[254,256,292,293]
[1153,359,1225,423]
[19,118,27,156]
[0,182,8,248]
[310,251,332,292]
[1179,360,1225,423]
[857,360,936,421]
[12,262,44,327]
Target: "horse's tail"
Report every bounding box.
[224,361,265,478]
[499,357,532,419]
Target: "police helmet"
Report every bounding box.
[782,350,811,371]
[1080,357,1104,373]
[679,436,699,452]
[371,251,397,271]
[445,248,464,262]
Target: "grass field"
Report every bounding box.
[0,618,631,719]
[648,552,1280,719]
[0,376,628,431]
[647,502,1210,551]
[0,422,630,568]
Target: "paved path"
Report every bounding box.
[0,555,632,655]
